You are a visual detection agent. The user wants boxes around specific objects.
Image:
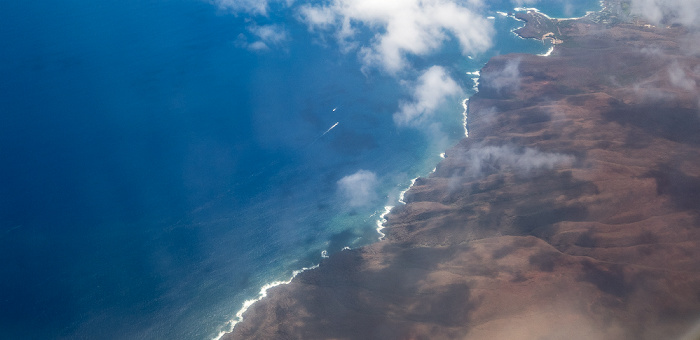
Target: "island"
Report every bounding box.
[224,1,700,339]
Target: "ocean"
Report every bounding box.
[0,0,600,338]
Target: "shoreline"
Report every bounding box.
[215,2,610,338]
[212,264,320,340]
[213,169,430,339]
[224,0,700,337]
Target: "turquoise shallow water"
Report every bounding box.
[0,0,600,338]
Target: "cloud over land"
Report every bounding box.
[631,0,700,28]
[454,144,575,179]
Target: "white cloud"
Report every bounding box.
[211,0,296,15]
[337,170,378,207]
[211,0,271,15]
[482,58,521,93]
[298,0,494,73]
[630,0,700,28]
[251,24,289,44]
[298,5,337,29]
[667,61,697,91]
[236,24,289,51]
[444,143,574,192]
[509,0,578,17]
[511,0,539,6]
[247,40,270,51]
[394,66,462,126]
[457,144,574,178]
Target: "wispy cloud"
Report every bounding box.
[250,24,289,44]
[211,0,296,16]
[297,5,337,30]
[211,0,271,15]
[236,24,289,51]
[454,144,574,178]
[298,0,494,73]
[628,52,699,106]
[630,0,700,28]
[482,58,521,94]
[667,61,698,91]
[394,66,463,127]
[510,0,577,17]
[337,170,379,207]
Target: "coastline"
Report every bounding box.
[213,173,422,339]
[212,264,319,340]
[214,3,591,338]
[219,1,700,338]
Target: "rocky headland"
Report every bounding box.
[225,2,700,339]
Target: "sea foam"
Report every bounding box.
[398,177,418,205]
[375,205,393,240]
[212,264,319,340]
[538,46,555,57]
[462,98,470,138]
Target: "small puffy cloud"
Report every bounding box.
[247,41,270,51]
[482,58,521,93]
[236,24,289,51]
[630,0,700,28]
[249,24,289,44]
[394,66,462,126]
[337,170,378,207]
[298,5,337,29]
[298,0,494,73]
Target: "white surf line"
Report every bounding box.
[379,152,446,239]
[517,5,600,21]
[508,7,544,40]
[462,98,470,138]
[398,177,419,205]
[513,7,552,19]
[212,264,320,340]
[538,46,555,56]
[467,70,480,92]
[510,27,527,39]
[375,206,393,240]
[513,5,600,21]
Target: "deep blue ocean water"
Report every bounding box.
[0,0,600,338]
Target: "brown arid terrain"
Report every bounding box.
[225,2,700,339]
